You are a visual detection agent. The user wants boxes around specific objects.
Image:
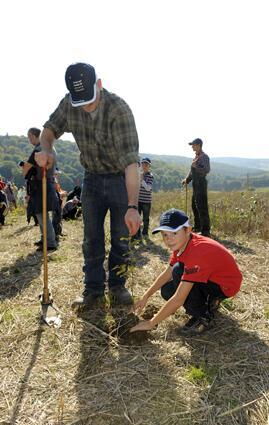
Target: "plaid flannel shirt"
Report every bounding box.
[43,89,139,174]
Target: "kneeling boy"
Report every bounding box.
[130,208,242,335]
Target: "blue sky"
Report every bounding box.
[1,0,269,158]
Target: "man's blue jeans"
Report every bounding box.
[81,172,129,296]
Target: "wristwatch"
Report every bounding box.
[127,205,138,210]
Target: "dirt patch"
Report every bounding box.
[141,303,159,320]
[111,311,149,344]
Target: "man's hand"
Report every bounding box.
[130,320,154,333]
[35,151,54,169]
[125,208,141,236]
[181,178,187,186]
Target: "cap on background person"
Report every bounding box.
[188,138,203,146]
[141,157,151,164]
[152,209,190,234]
[65,63,97,107]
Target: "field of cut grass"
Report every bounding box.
[0,190,269,425]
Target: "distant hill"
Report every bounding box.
[141,153,267,176]
[1,135,269,191]
[212,157,269,171]
[140,153,269,190]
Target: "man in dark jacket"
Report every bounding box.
[22,127,58,250]
[182,138,210,237]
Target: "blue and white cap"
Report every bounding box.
[152,209,190,234]
[65,63,98,107]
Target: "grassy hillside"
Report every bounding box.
[1,135,269,191]
[0,134,84,190]
[0,189,269,425]
[212,157,269,170]
[142,152,266,176]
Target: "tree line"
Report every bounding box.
[1,135,269,191]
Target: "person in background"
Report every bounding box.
[182,138,210,237]
[66,185,82,202]
[52,168,66,241]
[4,182,17,209]
[34,62,141,308]
[0,188,8,227]
[62,196,80,220]
[21,127,58,250]
[134,157,154,240]
[17,186,27,207]
[130,209,242,335]
[0,177,5,191]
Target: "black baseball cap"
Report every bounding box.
[65,63,97,107]
[141,157,151,164]
[189,138,203,146]
[152,209,190,234]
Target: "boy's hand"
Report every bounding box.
[132,297,148,315]
[130,320,154,333]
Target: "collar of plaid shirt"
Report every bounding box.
[44,89,139,174]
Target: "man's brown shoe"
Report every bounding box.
[109,287,133,306]
[71,292,105,310]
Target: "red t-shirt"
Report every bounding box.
[169,233,242,297]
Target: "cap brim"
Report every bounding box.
[70,83,97,107]
[152,220,190,234]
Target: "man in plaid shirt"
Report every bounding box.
[182,138,210,237]
[35,63,141,308]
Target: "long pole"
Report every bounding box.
[42,167,49,304]
[185,184,188,215]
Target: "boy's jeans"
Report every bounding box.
[138,202,151,236]
[161,262,226,318]
[81,172,129,296]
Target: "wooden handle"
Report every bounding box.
[42,167,49,303]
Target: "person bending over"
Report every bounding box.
[131,208,242,335]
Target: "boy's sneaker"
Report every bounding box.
[179,316,213,335]
[181,316,198,329]
[71,291,105,310]
[209,297,222,313]
[109,287,133,305]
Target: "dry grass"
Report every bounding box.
[0,202,269,425]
